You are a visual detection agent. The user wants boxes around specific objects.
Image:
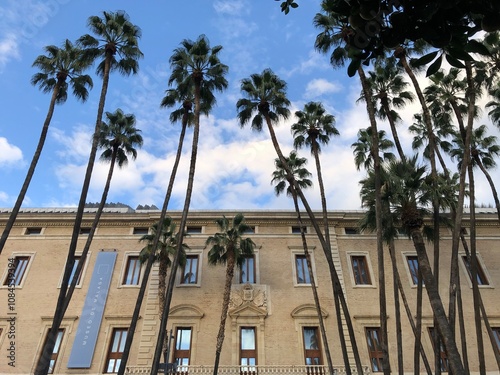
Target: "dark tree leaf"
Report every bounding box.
[426,54,443,77]
[347,58,361,77]
[412,51,439,67]
[464,40,491,56]
[445,53,466,68]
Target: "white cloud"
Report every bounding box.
[213,0,248,15]
[304,78,342,99]
[0,137,23,166]
[0,34,20,69]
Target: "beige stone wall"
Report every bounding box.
[0,209,499,374]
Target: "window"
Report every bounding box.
[25,227,42,235]
[292,226,307,234]
[122,256,141,286]
[173,327,192,370]
[42,329,64,374]
[461,255,489,286]
[79,227,91,235]
[295,254,311,284]
[303,327,322,365]
[105,328,127,373]
[4,256,30,286]
[181,255,199,284]
[240,327,257,370]
[406,256,420,286]
[240,255,255,284]
[351,256,371,285]
[493,327,500,355]
[345,227,358,235]
[365,327,383,372]
[133,227,149,235]
[243,226,255,234]
[186,226,202,234]
[69,256,83,286]
[428,328,448,372]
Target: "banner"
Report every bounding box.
[67,251,117,368]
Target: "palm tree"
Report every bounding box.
[237,68,362,375]
[206,214,256,375]
[151,35,228,374]
[359,58,415,159]
[35,12,142,375]
[62,109,143,312]
[0,39,92,254]
[486,83,500,127]
[384,157,465,375]
[271,151,335,375]
[351,128,395,171]
[449,124,500,224]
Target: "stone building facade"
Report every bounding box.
[0,208,499,374]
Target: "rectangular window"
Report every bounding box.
[25,227,42,235]
[105,328,127,373]
[462,255,489,285]
[133,227,149,235]
[240,256,255,284]
[292,226,307,234]
[240,327,257,370]
[243,226,256,234]
[406,256,420,286]
[79,227,91,235]
[345,227,358,235]
[69,256,83,286]
[295,254,311,284]
[122,256,141,285]
[351,256,371,285]
[365,327,383,372]
[42,329,64,374]
[186,226,202,234]
[173,327,192,371]
[428,328,449,372]
[181,255,199,284]
[4,256,30,286]
[303,327,322,365]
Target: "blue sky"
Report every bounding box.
[0,0,499,211]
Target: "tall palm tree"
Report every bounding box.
[35,12,142,375]
[359,58,415,159]
[384,157,465,375]
[0,39,92,254]
[237,68,362,375]
[449,124,500,224]
[62,109,143,312]
[151,35,228,374]
[486,83,500,127]
[206,214,256,375]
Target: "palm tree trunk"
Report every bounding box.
[415,267,423,375]
[292,190,334,375]
[213,253,236,375]
[117,118,189,375]
[0,82,61,254]
[262,113,363,375]
[388,240,403,375]
[382,101,405,160]
[358,67,390,375]
[388,239,432,374]
[34,53,112,375]
[456,270,470,375]
[468,165,486,375]
[410,227,465,375]
[474,156,500,224]
[61,151,118,313]
[151,81,202,374]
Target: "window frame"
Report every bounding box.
[118,253,143,288]
[347,252,375,288]
[291,225,308,234]
[302,326,323,366]
[240,255,256,284]
[290,248,317,287]
[240,326,257,370]
[79,227,92,235]
[185,225,203,234]
[122,255,142,286]
[460,253,491,287]
[132,227,149,235]
[428,327,449,372]
[58,254,89,289]
[40,328,65,374]
[2,254,35,288]
[177,249,203,287]
[172,326,192,371]
[344,227,359,235]
[492,327,500,356]
[25,227,43,235]
[104,328,128,373]
[365,327,384,373]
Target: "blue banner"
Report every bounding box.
[67,251,117,368]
